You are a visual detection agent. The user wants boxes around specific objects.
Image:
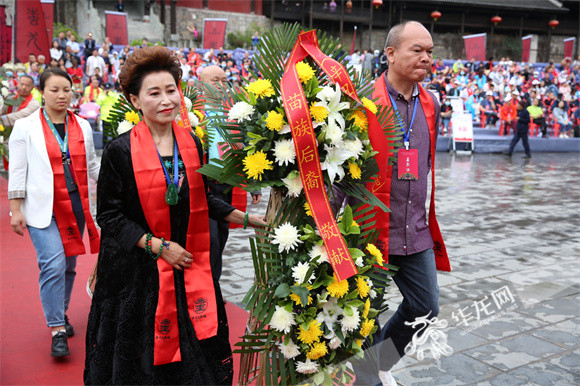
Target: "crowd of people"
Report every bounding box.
[2,29,579,139]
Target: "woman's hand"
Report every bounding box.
[10,210,26,236]
[247,213,268,229]
[158,240,194,270]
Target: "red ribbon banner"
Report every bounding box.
[281,30,382,282]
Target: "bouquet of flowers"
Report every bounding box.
[102,83,211,147]
[198,23,403,385]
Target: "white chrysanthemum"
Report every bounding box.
[309,244,329,264]
[329,335,342,350]
[296,359,319,374]
[183,96,192,111]
[188,112,200,127]
[323,123,344,145]
[272,222,303,253]
[355,256,364,267]
[279,124,292,134]
[292,261,313,284]
[278,339,300,359]
[369,289,377,299]
[270,305,296,333]
[273,138,296,166]
[117,120,134,135]
[1,80,8,88]
[366,278,373,289]
[321,145,350,182]
[341,138,364,159]
[341,307,361,332]
[282,173,303,197]
[1,88,8,98]
[228,101,255,122]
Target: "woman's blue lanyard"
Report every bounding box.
[156,138,179,188]
[43,108,69,159]
[387,92,418,150]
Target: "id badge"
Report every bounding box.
[398,149,419,180]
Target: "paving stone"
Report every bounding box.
[529,319,580,348]
[506,362,580,385]
[463,334,564,371]
[515,295,580,324]
[548,348,580,375]
[391,353,500,385]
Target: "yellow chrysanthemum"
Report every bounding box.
[290,292,313,306]
[326,274,349,298]
[298,319,323,344]
[356,277,370,298]
[310,103,328,122]
[360,319,375,337]
[362,97,378,115]
[348,162,361,179]
[296,61,315,83]
[193,110,205,120]
[351,218,359,228]
[306,341,328,360]
[125,110,140,125]
[304,202,312,217]
[177,119,184,127]
[356,338,364,347]
[362,298,371,318]
[265,111,284,131]
[243,151,274,181]
[366,243,384,266]
[351,110,368,131]
[247,79,275,98]
[195,126,205,139]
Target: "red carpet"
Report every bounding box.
[0,177,249,385]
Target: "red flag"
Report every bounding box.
[0,6,12,64]
[463,33,486,62]
[521,35,532,63]
[15,0,51,64]
[203,18,227,49]
[40,0,54,44]
[105,11,128,46]
[564,37,575,60]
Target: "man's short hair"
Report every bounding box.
[19,74,34,84]
[384,20,422,50]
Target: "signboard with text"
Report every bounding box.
[451,112,474,152]
[15,0,50,64]
[463,33,486,62]
[105,11,128,46]
[203,18,227,49]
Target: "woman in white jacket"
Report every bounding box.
[8,68,100,358]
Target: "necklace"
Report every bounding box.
[155,134,179,205]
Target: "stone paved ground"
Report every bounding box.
[222,152,580,385]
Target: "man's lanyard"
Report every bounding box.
[43,108,70,160]
[387,91,418,150]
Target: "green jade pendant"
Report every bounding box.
[165,183,179,205]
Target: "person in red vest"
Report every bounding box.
[8,69,100,357]
[353,21,450,386]
[84,46,265,384]
[0,75,40,128]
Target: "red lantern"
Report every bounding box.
[491,15,502,26]
[346,0,352,9]
[372,0,383,8]
[430,10,442,21]
[548,19,559,29]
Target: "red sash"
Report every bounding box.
[39,110,100,257]
[370,75,450,271]
[7,93,33,113]
[229,188,247,229]
[86,85,101,102]
[130,121,218,366]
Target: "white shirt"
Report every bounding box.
[86,55,105,77]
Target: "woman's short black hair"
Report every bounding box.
[39,68,72,91]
